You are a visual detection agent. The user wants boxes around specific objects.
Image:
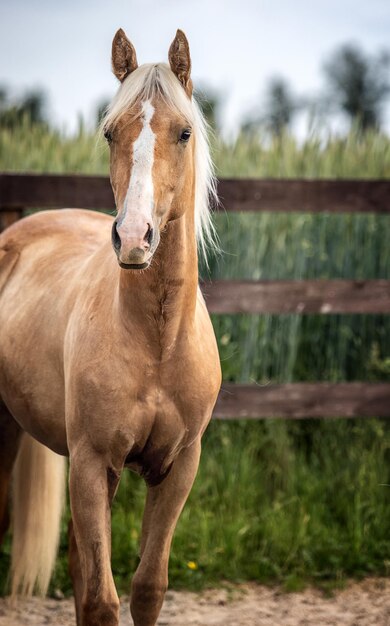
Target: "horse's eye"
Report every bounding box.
[104,129,113,144]
[179,128,192,143]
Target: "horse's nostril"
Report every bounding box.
[111,221,121,251]
[144,225,153,247]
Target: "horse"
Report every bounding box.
[0,28,221,626]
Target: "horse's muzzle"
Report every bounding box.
[111,218,154,270]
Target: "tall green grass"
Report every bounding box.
[0,121,389,594]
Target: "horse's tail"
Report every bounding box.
[11,433,66,596]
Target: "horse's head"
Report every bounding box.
[104,29,208,270]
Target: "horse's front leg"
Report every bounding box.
[69,440,121,626]
[130,438,201,626]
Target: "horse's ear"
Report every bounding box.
[169,29,192,95]
[112,28,138,82]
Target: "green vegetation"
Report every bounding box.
[0,122,389,594]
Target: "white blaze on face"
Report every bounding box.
[122,99,155,223]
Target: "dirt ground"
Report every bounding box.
[0,578,389,626]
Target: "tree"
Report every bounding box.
[242,77,301,137]
[96,98,111,127]
[194,85,221,132]
[20,90,47,125]
[263,78,297,135]
[323,44,390,130]
[0,86,48,128]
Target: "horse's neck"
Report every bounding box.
[117,211,198,340]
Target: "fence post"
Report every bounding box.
[0,209,23,233]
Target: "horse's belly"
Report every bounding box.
[0,334,68,455]
[0,375,68,456]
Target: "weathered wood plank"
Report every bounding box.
[0,209,22,231]
[214,383,390,419]
[201,279,390,314]
[218,178,390,213]
[1,173,390,213]
[0,173,115,211]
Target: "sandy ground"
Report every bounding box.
[0,578,389,626]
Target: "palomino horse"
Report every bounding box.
[0,29,221,626]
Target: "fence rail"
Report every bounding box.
[202,279,390,314]
[1,172,389,419]
[215,383,390,419]
[1,173,390,213]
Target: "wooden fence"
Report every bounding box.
[1,172,390,419]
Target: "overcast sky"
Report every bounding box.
[0,0,389,135]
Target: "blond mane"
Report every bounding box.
[102,63,218,262]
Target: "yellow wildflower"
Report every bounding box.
[187,561,198,570]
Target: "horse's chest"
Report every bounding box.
[133,351,215,421]
[122,373,210,484]
[72,329,219,480]
[122,389,192,485]
[132,378,205,442]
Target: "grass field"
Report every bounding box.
[0,120,389,595]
